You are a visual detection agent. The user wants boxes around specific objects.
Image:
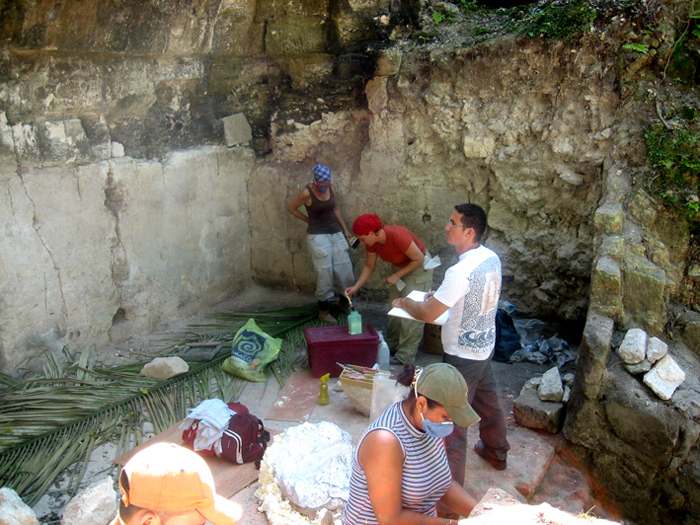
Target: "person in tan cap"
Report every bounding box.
[110,442,242,525]
[342,363,480,525]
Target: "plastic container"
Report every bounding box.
[304,324,379,378]
[376,330,391,372]
[348,310,362,335]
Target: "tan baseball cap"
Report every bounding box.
[416,363,480,428]
[119,443,242,525]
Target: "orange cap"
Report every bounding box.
[119,443,242,525]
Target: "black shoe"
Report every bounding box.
[390,356,403,366]
[474,441,507,471]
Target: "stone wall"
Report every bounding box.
[0,137,254,373]
[252,37,619,321]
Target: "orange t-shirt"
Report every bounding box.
[366,225,426,268]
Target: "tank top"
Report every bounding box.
[304,184,342,235]
[342,402,453,524]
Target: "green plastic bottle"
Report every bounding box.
[348,308,362,335]
[318,373,330,405]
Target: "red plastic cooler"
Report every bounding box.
[304,324,380,378]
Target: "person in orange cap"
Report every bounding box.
[110,442,242,525]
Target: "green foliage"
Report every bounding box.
[644,124,700,224]
[432,11,455,24]
[458,0,479,10]
[623,43,650,54]
[525,0,597,41]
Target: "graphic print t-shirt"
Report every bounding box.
[433,245,502,361]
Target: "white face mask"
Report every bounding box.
[420,412,454,438]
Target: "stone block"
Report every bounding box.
[683,321,700,356]
[223,113,253,147]
[589,256,621,318]
[575,310,614,400]
[375,48,402,76]
[111,142,125,157]
[562,397,607,449]
[644,354,686,401]
[140,356,189,380]
[621,254,667,336]
[61,477,117,525]
[594,201,624,234]
[463,134,495,158]
[38,119,92,166]
[538,366,564,402]
[618,328,647,364]
[646,336,668,364]
[514,389,565,433]
[0,488,38,525]
[625,360,651,375]
[266,16,326,55]
[366,76,388,113]
[520,376,542,395]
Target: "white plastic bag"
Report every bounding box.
[370,374,410,422]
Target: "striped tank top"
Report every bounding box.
[341,402,452,524]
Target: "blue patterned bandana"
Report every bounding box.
[313,164,332,183]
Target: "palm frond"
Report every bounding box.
[0,306,319,507]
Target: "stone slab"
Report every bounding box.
[266,369,321,422]
[463,424,556,501]
[468,487,525,518]
[513,389,565,434]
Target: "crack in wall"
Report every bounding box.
[19,172,69,320]
[104,164,129,286]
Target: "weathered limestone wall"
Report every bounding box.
[0,141,254,373]
[252,39,618,321]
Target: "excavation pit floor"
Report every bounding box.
[32,285,622,524]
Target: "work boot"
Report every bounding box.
[319,311,337,325]
[474,441,507,470]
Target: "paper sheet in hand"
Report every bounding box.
[388,290,449,325]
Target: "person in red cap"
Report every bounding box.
[287,163,355,325]
[110,442,242,525]
[345,214,434,365]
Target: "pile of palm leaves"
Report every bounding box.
[0,306,322,508]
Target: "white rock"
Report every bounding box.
[538,367,564,402]
[140,356,189,380]
[520,376,542,395]
[0,487,39,525]
[61,477,117,525]
[562,385,571,404]
[646,336,668,364]
[618,328,647,364]
[223,113,252,147]
[111,141,125,157]
[643,354,686,401]
[562,373,575,388]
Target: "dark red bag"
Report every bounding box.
[221,406,271,469]
[182,401,270,468]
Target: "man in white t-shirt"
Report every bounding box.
[391,203,510,487]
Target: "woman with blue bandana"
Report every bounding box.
[288,163,355,324]
[342,363,480,525]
